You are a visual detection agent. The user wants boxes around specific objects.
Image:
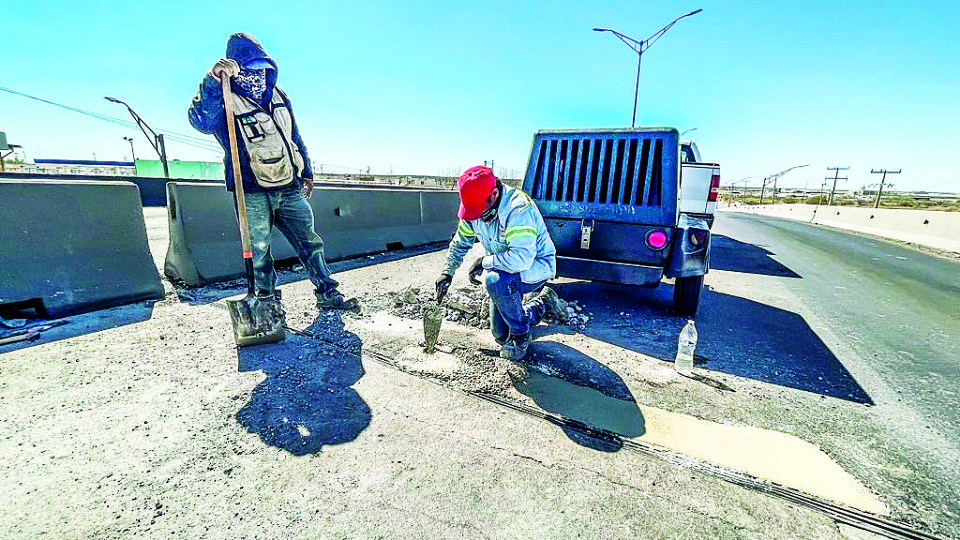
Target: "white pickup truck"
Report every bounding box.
[679,140,720,226]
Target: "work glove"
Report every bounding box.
[301,176,314,199]
[210,58,240,81]
[435,273,453,304]
[467,257,484,286]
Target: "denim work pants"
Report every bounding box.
[484,269,546,343]
[242,186,338,299]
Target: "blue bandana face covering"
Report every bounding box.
[235,68,267,100]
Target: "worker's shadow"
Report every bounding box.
[513,341,645,453]
[235,312,370,455]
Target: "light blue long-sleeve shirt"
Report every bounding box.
[443,185,557,284]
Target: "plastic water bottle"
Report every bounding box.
[675,320,697,375]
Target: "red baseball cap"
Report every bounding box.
[457,166,497,220]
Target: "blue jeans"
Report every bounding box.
[484,269,546,343]
[242,186,338,299]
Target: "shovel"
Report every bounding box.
[221,73,285,347]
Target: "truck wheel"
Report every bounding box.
[673,275,703,316]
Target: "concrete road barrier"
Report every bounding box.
[726,204,960,253]
[0,180,164,317]
[812,206,960,253]
[0,172,219,207]
[747,204,816,222]
[164,182,459,286]
[420,191,460,243]
[164,183,298,286]
[310,188,428,259]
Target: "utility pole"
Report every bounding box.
[825,166,849,206]
[758,176,771,204]
[870,169,901,208]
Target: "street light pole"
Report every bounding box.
[594,8,703,128]
[680,127,698,138]
[759,164,809,205]
[123,136,137,163]
[104,96,169,178]
[733,176,752,204]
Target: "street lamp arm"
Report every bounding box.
[770,164,810,181]
[104,96,169,178]
[104,96,162,156]
[593,28,642,53]
[643,8,703,50]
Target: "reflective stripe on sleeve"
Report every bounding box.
[457,220,476,237]
[504,225,537,243]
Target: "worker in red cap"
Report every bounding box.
[435,165,563,360]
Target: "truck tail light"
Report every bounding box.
[646,230,668,251]
[708,173,721,202]
[689,229,707,246]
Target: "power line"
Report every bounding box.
[0,85,223,154]
[1,85,414,175]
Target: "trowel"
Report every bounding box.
[422,300,443,354]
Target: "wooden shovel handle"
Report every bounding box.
[221,75,253,259]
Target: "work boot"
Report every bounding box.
[254,292,286,326]
[533,286,567,323]
[500,332,531,361]
[256,290,285,318]
[316,289,359,311]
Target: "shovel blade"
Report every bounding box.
[422,303,442,353]
[227,295,286,347]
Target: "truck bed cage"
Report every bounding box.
[523,128,679,224]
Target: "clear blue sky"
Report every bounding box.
[3,0,958,192]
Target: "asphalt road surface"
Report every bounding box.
[712,212,960,440]
[710,211,960,531]
[3,207,959,539]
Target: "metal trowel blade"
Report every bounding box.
[422,302,442,353]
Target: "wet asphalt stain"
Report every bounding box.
[514,341,645,452]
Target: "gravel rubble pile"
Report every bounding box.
[387,284,592,331]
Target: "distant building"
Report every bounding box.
[22,159,135,176]
[9,157,466,189]
[13,158,225,180]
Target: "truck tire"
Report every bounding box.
[673,275,703,316]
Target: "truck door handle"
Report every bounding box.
[580,219,595,250]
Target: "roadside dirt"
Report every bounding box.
[1,207,956,539]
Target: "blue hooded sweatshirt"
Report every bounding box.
[188,33,314,192]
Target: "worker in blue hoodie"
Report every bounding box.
[188,32,357,311]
